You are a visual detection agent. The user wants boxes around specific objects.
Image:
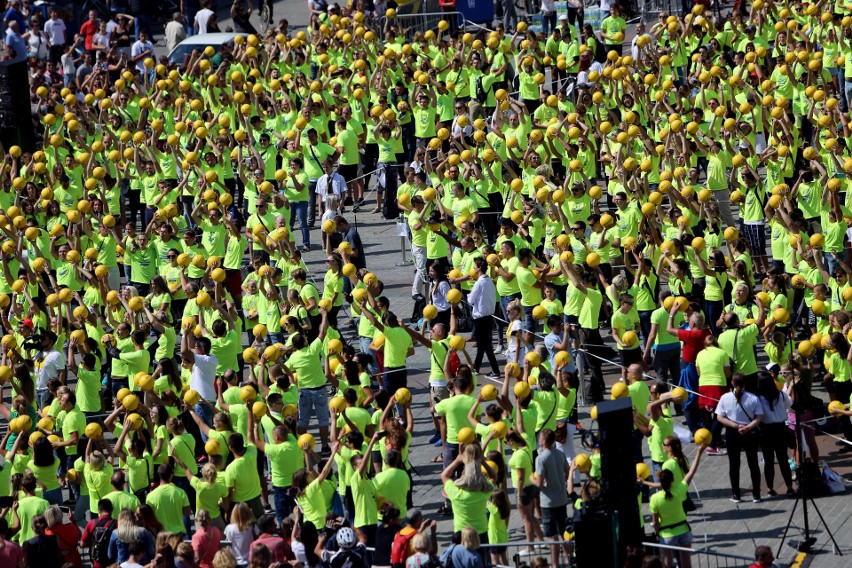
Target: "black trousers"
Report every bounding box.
[581,328,605,403]
[473,316,499,375]
[726,427,762,499]
[759,422,794,489]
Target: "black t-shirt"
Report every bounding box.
[373,523,401,565]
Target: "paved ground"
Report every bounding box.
[151,2,852,566]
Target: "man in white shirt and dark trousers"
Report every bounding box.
[180,331,218,437]
[315,158,347,220]
[44,9,66,63]
[468,257,499,378]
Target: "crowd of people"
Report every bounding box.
[0,0,849,566]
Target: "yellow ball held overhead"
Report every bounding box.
[298,433,315,450]
[694,428,712,446]
[458,427,475,444]
[395,387,412,405]
[574,454,591,472]
[514,380,531,399]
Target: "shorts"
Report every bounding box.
[338,164,358,182]
[520,484,540,506]
[431,385,449,404]
[660,530,693,547]
[741,222,766,256]
[542,505,568,537]
[298,387,330,429]
[620,347,642,367]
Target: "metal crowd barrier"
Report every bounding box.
[378,11,467,39]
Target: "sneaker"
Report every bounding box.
[705,447,727,456]
[752,497,762,503]
[434,438,443,447]
[767,489,777,497]
[429,434,441,444]
[485,372,500,380]
[729,495,742,504]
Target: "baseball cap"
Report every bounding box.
[20,318,33,329]
[559,14,568,20]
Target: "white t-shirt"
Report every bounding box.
[716,391,764,426]
[130,40,154,72]
[223,524,256,565]
[120,562,144,568]
[190,353,218,401]
[44,18,66,45]
[36,350,65,390]
[194,8,214,33]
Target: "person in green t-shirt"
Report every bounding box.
[146,464,191,535]
[361,305,414,398]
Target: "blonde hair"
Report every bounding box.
[455,444,489,491]
[116,508,144,543]
[201,463,218,483]
[196,508,211,528]
[230,502,254,532]
[213,548,238,568]
[89,451,105,470]
[412,532,430,553]
[461,527,480,550]
[43,505,62,528]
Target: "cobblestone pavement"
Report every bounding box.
[152,2,852,565]
[297,210,852,568]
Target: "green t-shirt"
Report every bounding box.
[265,435,304,488]
[286,337,325,389]
[434,394,477,443]
[718,324,758,376]
[169,432,197,477]
[84,464,114,513]
[373,467,411,518]
[75,368,102,413]
[190,475,228,518]
[12,495,49,543]
[611,309,639,350]
[651,307,684,346]
[27,458,61,491]
[62,408,86,456]
[516,265,542,307]
[696,346,730,387]
[105,490,141,519]
[508,446,532,489]
[297,478,327,528]
[443,479,491,534]
[649,487,689,538]
[579,287,603,329]
[351,474,379,527]
[383,326,413,367]
[146,483,190,533]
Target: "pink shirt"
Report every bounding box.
[191,526,222,568]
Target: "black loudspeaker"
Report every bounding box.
[0,60,37,153]
[598,398,643,562]
[574,505,619,567]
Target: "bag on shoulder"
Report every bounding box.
[391,529,418,568]
[90,516,117,565]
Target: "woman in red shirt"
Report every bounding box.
[44,505,82,567]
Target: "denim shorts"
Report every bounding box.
[660,530,693,547]
[298,387,330,429]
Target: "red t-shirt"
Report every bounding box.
[678,328,711,364]
[80,20,97,51]
[250,534,294,563]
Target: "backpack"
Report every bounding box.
[330,548,367,568]
[391,528,418,567]
[90,516,116,565]
[474,76,491,104]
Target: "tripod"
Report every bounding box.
[778,408,842,555]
